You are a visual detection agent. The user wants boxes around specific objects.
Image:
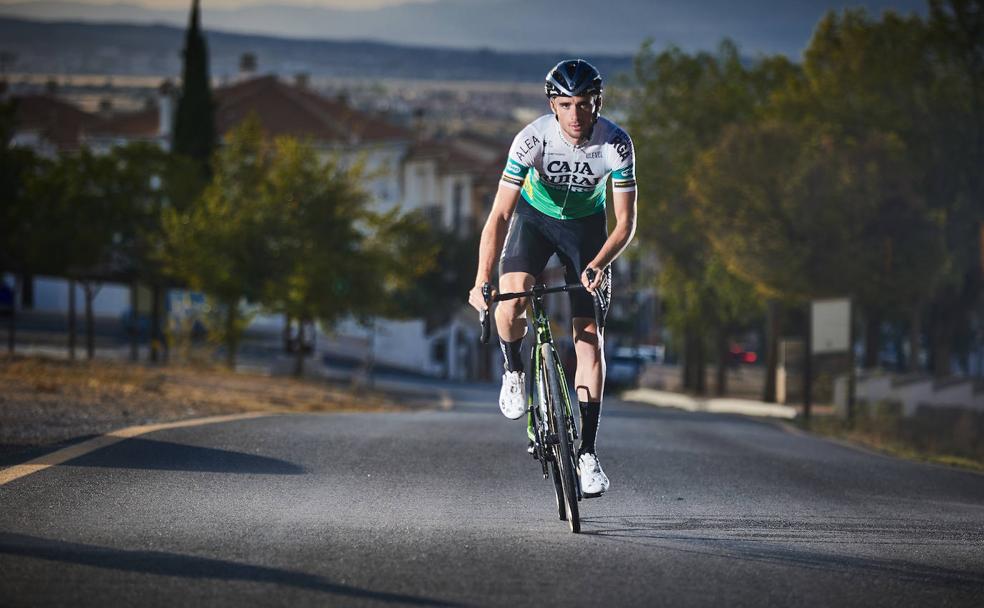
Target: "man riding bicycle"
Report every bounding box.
[468,59,638,498]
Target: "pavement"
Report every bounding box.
[2,383,984,606]
[623,387,800,419]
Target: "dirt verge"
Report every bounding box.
[0,354,402,462]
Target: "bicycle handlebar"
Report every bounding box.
[478,268,607,345]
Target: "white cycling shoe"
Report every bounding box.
[578,453,610,497]
[498,370,526,419]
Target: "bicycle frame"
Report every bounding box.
[526,290,578,479]
[525,291,577,453]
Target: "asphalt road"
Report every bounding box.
[2,385,983,607]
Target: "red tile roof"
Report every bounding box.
[90,107,159,138]
[12,95,101,150]
[13,75,412,150]
[407,137,502,176]
[214,75,411,144]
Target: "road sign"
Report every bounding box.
[811,298,851,354]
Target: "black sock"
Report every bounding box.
[578,400,601,455]
[499,336,524,373]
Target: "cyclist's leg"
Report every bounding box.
[571,316,610,495]
[494,272,534,345]
[555,210,610,456]
[496,203,553,419]
[497,203,554,368]
[572,318,604,403]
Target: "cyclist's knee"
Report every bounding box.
[573,319,602,349]
[496,297,528,321]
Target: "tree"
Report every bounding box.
[107,142,203,360]
[622,39,795,396]
[768,5,982,375]
[166,0,216,359]
[924,0,984,376]
[172,0,215,178]
[162,116,273,369]
[19,149,127,359]
[260,136,436,376]
[690,122,947,386]
[386,225,473,330]
[0,100,44,352]
[164,119,438,373]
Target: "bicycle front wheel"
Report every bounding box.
[542,344,580,533]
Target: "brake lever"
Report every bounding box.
[584,268,606,332]
[479,282,492,344]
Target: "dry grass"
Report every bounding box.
[0,354,402,458]
[803,415,984,474]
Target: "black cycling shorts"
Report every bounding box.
[499,197,612,320]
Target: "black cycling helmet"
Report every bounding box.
[545,59,604,120]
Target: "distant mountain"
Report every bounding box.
[0,0,929,56]
[0,17,635,81]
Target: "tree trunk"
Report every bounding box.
[846,298,857,425]
[366,317,377,390]
[932,315,953,379]
[863,309,881,370]
[150,283,161,363]
[283,314,293,354]
[762,300,780,403]
[694,330,707,396]
[68,279,77,361]
[160,286,169,365]
[715,327,728,396]
[21,273,33,309]
[6,275,18,354]
[682,326,696,391]
[225,300,238,370]
[293,318,306,377]
[83,282,96,360]
[82,281,96,361]
[802,303,813,426]
[129,281,139,362]
[908,308,921,373]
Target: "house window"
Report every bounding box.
[422,205,442,228]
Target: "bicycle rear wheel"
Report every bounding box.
[542,344,580,533]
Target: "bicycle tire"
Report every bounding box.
[550,458,566,521]
[538,359,567,520]
[542,344,580,533]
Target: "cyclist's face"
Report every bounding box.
[550,95,595,142]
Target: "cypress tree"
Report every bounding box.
[172,0,215,174]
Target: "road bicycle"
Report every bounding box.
[479,269,606,534]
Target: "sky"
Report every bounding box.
[0,0,931,55]
[0,0,436,6]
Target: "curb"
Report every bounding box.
[622,388,798,420]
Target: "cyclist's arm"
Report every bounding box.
[583,188,637,290]
[468,184,522,311]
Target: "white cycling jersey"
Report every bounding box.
[500,114,636,220]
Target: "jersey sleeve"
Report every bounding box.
[499,124,540,190]
[608,129,636,193]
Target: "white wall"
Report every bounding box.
[29,275,130,316]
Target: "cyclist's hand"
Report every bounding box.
[582,266,603,294]
[468,283,492,312]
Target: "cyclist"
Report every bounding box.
[468,59,637,498]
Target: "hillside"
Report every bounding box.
[0,17,635,81]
